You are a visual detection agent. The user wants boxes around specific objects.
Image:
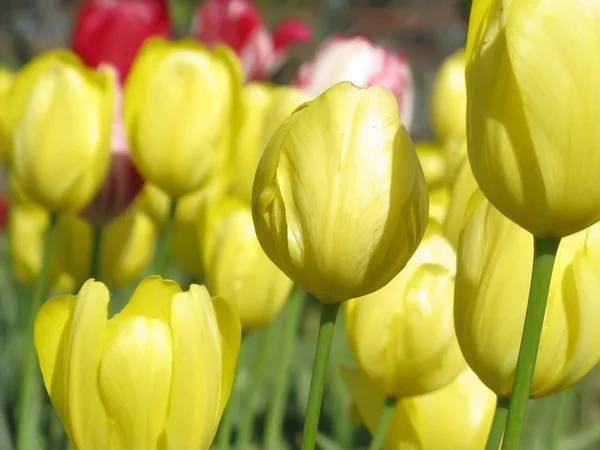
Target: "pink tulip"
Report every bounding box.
[193,0,312,80]
[294,34,415,130]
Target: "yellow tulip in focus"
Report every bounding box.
[455,193,600,397]
[203,198,293,332]
[414,141,447,190]
[10,50,115,212]
[53,205,156,287]
[35,276,241,449]
[443,158,478,248]
[342,366,495,450]
[430,49,466,143]
[253,82,428,303]
[0,67,15,161]
[345,226,463,397]
[125,38,243,198]
[467,0,600,237]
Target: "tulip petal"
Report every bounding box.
[465,0,498,66]
[34,294,75,431]
[98,316,173,449]
[63,280,111,448]
[165,285,225,449]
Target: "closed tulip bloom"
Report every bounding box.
[294,35,414,130]
[10,50,115,212]
[342,366,495,450]
[54,205,156,287]
[252,82,428,303]
[430,49,466,143]
[455,193,600,397]
[345,227,463,397]
[415,141,447,189]
[467,0,600,237]
[124,38,243,198]
[443,157,478,248]
[0,67,15,161]
[35,276,241,449]
[203,198,293,332]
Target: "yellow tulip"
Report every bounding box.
[252,82,428,303]
[430,49,466,143]
[124,38,243,198]
[414,141,447,189]
[53,205,156,287]
[35,276,241,449]
[345,226,463,397]
[228,82,274,202]
[342,366,495,450]
[444,138,467,187]
[203,197,293,332]
[0,67,15,162]
[466,0,600,237]
[455,193,600,397]
[10,50,115,212]
[443,158,478,248]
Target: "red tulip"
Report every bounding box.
[193,0,312,80]
[72,0,171,82]
[0,192,8,231]
[294,34,415,131]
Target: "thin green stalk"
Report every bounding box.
[502,236,561,450]
[264,285,306,450]
[367,396,397,450]
[90,225,104,280]
[154,198,178,275]
[301,302,341,450]
[235,327,273,450]
[16,213,58,450]
[217,402,234,450]
[486,397,509,450]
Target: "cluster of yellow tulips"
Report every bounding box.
[1,0,600,449]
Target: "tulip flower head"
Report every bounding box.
[455,193,600,397]
[294,35,414,130]
[35,276,241,449]
[443,156,478,248]
[203,197,293,332]
[0,67,15,162]
[466,0,600,237]
[345,226,464,397]
[193,0,312,80]
[342,366,495,450]
[252,81,428,303]
[124,38,243,198]
[10,51,115,212]
[72,0,171,82]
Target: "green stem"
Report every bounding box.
[486,397,509,450]
[235,327,273,450]
[216,402,234,450]
[16,213,58,450]
[367,396,397,450]
[154,198,178,276]
[502,236,561,450]
[301,301,341,450]
[90,225,104,280]
[264,285,306,450]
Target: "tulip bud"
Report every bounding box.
[124,38,243,198]
[193,0,311,81]
[455,193,600,397]
[72,0,171,82]
[294,35,414,130]
[342,366,495,450]
[35,276,241,448]
[345,226,463,397]
[430,49,466,143]
[10,51,115,212]
[252,82,428,303]
[54,205,156,287]
[443,157,478,248]
[203,197,293,332]
[0,67,15,162]
[466,0,600,237]
[414,141,447,189]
